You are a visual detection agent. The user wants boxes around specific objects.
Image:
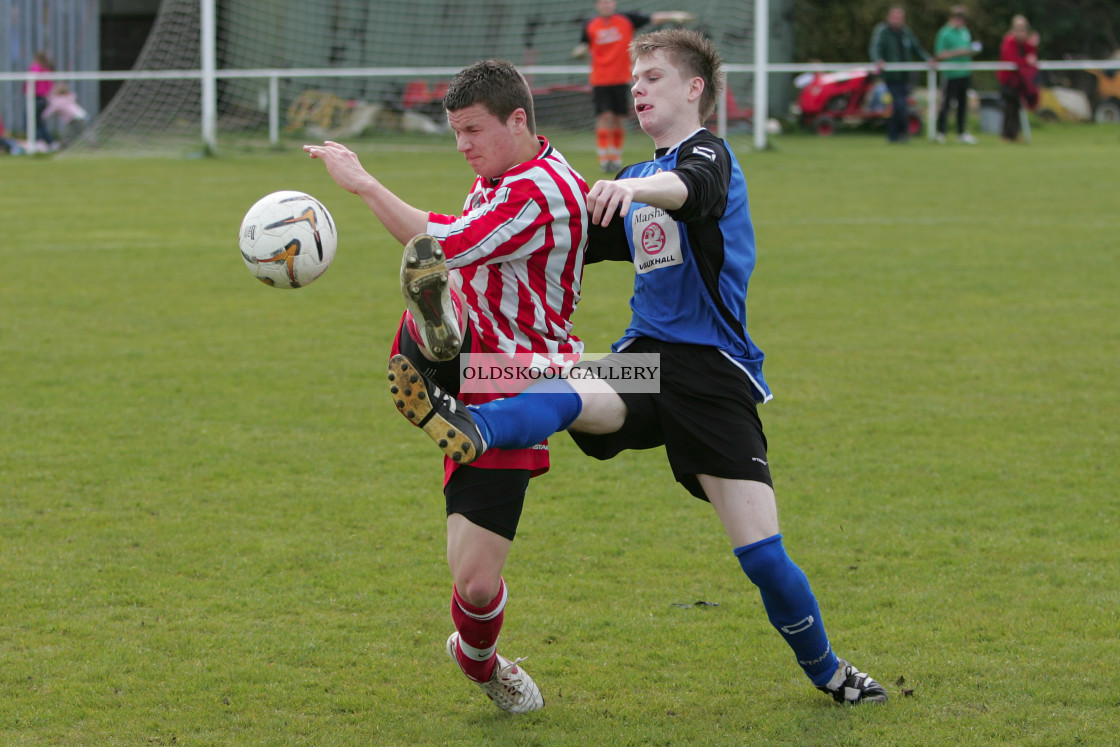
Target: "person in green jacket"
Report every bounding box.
[934,6,979,144]
[869,5,934,142]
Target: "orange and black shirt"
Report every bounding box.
[581,12,652,86]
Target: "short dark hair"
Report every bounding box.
[443,59,536,134]
[630,30,724,122]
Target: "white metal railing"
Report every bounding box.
[2,59,1118,152]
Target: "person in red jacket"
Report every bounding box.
[997,15,1039,142]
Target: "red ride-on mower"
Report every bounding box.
[796,69,922,136]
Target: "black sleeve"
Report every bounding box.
[585,216,631,264]
[666,134,732,224]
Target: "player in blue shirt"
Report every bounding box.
[388,29,887,706]
[588,124,769,402]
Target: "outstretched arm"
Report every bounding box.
[910,29,937,66]
[587,171,687,227]
[304,140,428,244]
[651,11,694,25]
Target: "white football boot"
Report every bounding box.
[446,632,544,714]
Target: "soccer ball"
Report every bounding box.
[238,190,338,288]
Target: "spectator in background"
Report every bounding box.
[934,6,979,144]
[869,5,935,143]
[573,0,693,172]
[42,83,89,137]
[998,15,1039,143]
[26,51,57,151]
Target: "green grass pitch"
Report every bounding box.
[2,125,1118,745]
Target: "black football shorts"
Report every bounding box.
[569,338,773,500]
[444,465,529,541]
[592,84,632,116]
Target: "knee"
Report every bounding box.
[568,379,625,434]
[454,573,502,607]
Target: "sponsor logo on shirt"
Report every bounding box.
[631,205,682,273]
[641,221,666,255]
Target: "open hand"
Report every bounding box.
[303,141,374,195]
[587,179,635,227]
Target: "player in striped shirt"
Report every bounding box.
[305,59,589,714]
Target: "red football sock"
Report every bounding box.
[450,579,507,682]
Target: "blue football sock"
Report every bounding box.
[735,534,839,687]
[468,379,582,451]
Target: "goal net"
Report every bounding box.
[66,0,768,156]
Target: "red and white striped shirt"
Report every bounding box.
[426,137,589,370]
[425,137,588,476]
